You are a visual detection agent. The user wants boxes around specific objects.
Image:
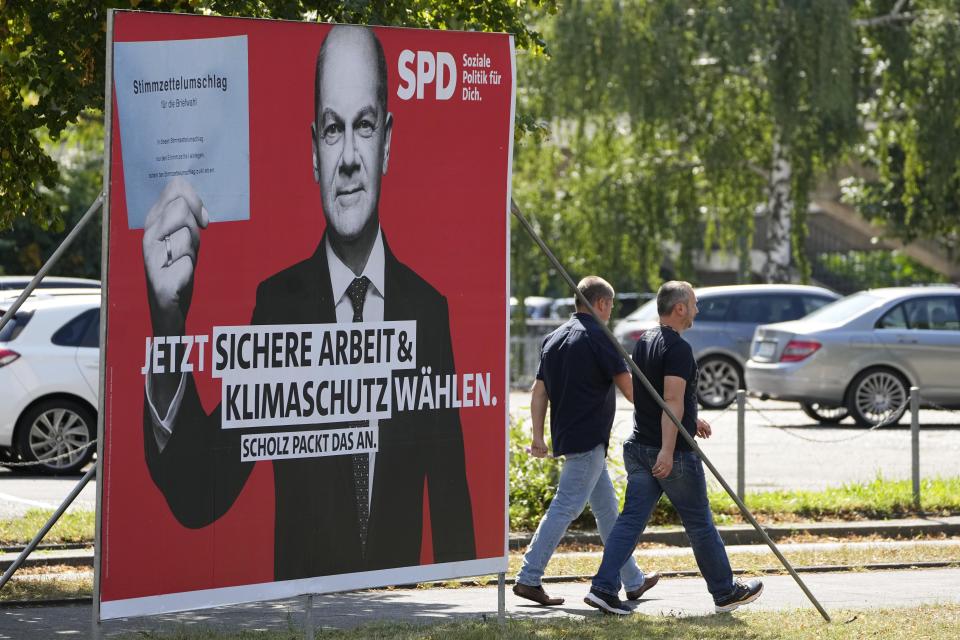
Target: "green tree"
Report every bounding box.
[845,0,960,253]
[0,111,104,277]
[512,0,960,297]
[0,0,554,233]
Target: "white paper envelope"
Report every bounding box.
[114,35,250,229]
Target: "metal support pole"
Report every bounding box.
[304,593,314,639]
[910,387,921,511]
[737,389,746,500]
[0,192,104,335]
[497,572,506,625]
[90,616,103,640]
[510,199,831,623]
[0,463,97,590]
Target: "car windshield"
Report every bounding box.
[801,291,883,324]
[625,299,659,322]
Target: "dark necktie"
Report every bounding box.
[346,276,371,548]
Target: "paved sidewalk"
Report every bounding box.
[1,568,958,638]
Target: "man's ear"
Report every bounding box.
[311,122,320,184]
[381,112,393,175]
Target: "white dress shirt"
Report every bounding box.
[325,228,385,509]
[325,228,386,324]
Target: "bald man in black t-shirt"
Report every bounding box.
[585,281,763,616]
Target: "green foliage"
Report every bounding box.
[512,0,870,295]
[0,111,103,277]
[508,414,559,531]
[846,2,960,245]
[513,1,960,296]
[511,127,670,298]
[815,250,948,292]
[0,0,555,232]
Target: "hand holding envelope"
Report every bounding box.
[142,177,209,339]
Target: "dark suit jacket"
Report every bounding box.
[144,233,476,580]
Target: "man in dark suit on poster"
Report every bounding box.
[140,25,476,580]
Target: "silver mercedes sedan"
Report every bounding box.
[745,287,960,426]
[614,284,839,409]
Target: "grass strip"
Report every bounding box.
[706,476,960,524]
[105,604,960,639]
[5,542,960,601]
[0,509,93,546]
[0,565,90,602]
[1,477,958,546]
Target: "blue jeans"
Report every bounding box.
[517,443,645,592]
[591,441,736,603]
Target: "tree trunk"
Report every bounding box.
[764,134,793,283]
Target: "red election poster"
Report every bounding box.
[97,10,513,619]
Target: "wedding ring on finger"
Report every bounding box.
[164,234,173,267]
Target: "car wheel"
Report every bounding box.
[846,368,909,428]
[15,400,96,475]
[800,402,849,424]
[697,356,742,410]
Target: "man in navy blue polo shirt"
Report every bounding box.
[513,276,659,606]
[584,281,763,615]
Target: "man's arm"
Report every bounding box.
[142,374,252,528]
[142,277,281,529]
[613,371,634,404]
[529,379,549,458]
[652,375,685,479]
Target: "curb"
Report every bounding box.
[0,597,90,609]
[0,554,93,572]
[509,518,960,550]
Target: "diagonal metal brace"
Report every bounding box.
[510,199,831,622]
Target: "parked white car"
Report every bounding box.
[0,275,100,291]
[0,292,100,473]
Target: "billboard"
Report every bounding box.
[97,10,513,619]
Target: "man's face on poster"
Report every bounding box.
[313,28,393,241]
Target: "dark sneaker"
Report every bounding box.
[625,571,661,601]
[584,587,632,615]
[512,582,564,606]
[714,579,764,613]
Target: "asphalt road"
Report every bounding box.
[0,472,97,519]
[0,396,957,518]
[509,392,960,492]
